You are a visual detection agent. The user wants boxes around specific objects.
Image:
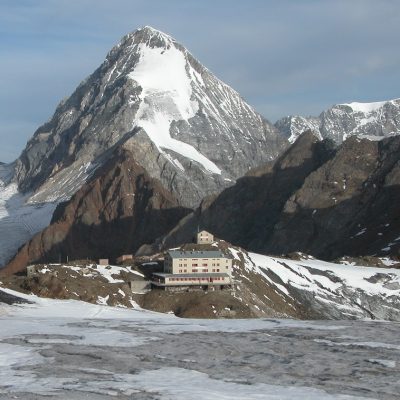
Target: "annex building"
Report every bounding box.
[152,250,233,291]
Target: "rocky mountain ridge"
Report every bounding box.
[0,25,285,267]
[151,131,400,260]
[275,98,400,144]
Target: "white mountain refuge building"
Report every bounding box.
[152,250,232,291]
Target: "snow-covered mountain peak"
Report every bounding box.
[0,26,284,267]
[126,33,221,174]
[14,25,282,193]
[275,97,400,144]
[115,26,178,54]
[338,98,400,114]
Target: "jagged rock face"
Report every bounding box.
[151,131,336,254]
[13,26,285,208]
[267,135,400,259]
[2,151,191,275]
[153,132,400,260]
[275,98,400,144]
[275,115,321,143]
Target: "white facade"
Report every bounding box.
[164,250,232,277]
[196,230,214,244]
[153,250,233,289]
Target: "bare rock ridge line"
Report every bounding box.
[150,131,400,260]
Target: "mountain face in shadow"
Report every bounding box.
[4,131,400,276]
[152,132,400,260]
[2,150,191,275]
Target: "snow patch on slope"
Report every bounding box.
[230,249,400,319]
[340,99,396,114]
[129,42,221,175]
[0,159,100,267]
[0,181,56,267]
[248,253,400,298]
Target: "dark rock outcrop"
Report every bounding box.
[267,135,400,259]
[150,131,335,253]
[152,132,400,260]
[1,150,191,275]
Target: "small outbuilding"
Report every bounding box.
[98,259,109,266]
[116,254,133,264]
[196,230,214,244]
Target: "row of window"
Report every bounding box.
[175,258,222,262]
[168,277,225,282]
[178,269,221,273]
[178,263,220,267]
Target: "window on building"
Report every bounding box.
[217,269,220,272]
[192,269,196,273]
[192,263,198,267]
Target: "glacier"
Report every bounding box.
[0,287,399,399]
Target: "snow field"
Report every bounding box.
[129,40,222,175]
[245,252,400,298]
[340,99,399,114]
[1,288,399,398]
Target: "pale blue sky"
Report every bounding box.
[1,0,399,162]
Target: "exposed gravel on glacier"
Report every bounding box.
[0,289,399,399]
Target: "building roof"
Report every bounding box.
[198,230,213,235]
[167,250,226,259]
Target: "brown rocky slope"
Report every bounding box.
[1,150,191,275]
